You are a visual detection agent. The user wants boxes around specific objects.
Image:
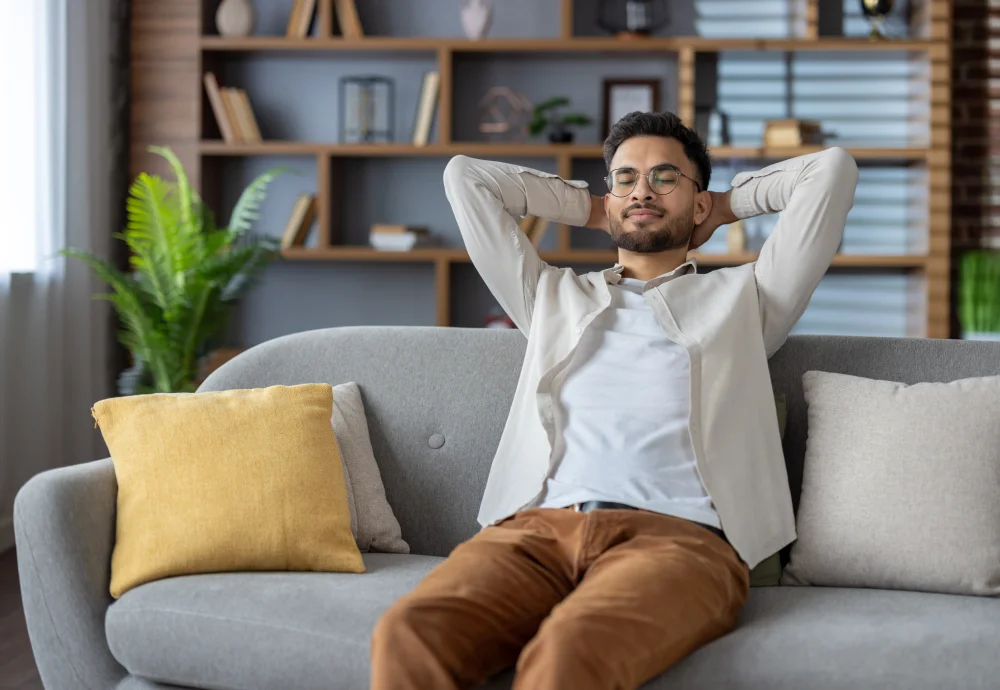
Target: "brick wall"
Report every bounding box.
[952,0,992,251]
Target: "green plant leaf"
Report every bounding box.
[149,146,194,234]
[533,96,571,113]
[561,113,593,126]
[123,172,183,313]
[226,167,288,239]
[528,113,548,137]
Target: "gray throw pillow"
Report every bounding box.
[331,382,409,554]
[781,370,1000,595]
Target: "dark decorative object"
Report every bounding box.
[696,106,731,147]
[602,79,660,138]
[529,97,593,144]
[597,0,670,38]
[478,87,533,142]
[860,0,894,39]
[339,76,395,144]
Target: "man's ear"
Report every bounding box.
[693,190,712,226]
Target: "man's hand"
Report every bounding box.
[690,189,738,251]
[585,195,610,234]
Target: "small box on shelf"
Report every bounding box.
[369,225,435,251]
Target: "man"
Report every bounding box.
[371,111,858,689]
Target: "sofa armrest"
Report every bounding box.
[13,457,127,690]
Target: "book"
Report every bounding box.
[220,87,246,142]
[289,0,318,38]
[203,73,238,144]
[334,0,364,38]
[280,194,318,248]
[286,0,304,38]
[235,89,263,142]
[412,72,440,147]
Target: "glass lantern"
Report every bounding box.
[597,0,670,37]
[339,76,395,144]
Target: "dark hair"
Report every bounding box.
[603,111,711,192]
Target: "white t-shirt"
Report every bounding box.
[538,275,721,529]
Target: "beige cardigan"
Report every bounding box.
[443,148,858,569]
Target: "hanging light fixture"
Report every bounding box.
[597,0,670,38]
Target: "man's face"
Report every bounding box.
[604,136,704,254]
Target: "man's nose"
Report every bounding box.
[630,174,654,201]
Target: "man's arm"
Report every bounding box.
[725,147,859,357]
[443,155,593,334]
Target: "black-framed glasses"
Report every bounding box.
[604,164,702,197]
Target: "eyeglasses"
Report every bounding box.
[604,165,703,197]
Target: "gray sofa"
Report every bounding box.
[14,326,1000,690]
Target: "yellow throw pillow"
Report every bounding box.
[92,383,365,599]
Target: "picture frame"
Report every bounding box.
[602,79,661,138]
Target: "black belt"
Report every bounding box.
[573,500,728,543]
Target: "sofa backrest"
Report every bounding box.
[200,326,1000,557]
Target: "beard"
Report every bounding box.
[608,203,694,254]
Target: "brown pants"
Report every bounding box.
[370,507,750,690]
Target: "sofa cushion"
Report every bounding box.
[94,383,364,599]
[106,553,443,690]
[654,586,1000,690]
[783,370,1000,595]
[331,382,409,554]
[107,553,1000,690]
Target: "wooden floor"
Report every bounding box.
[0,547,43,690]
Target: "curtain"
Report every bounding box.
[0,0,120,551]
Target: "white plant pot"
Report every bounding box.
[962,332,1000,341]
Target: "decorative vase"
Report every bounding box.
[216,0,255,38]
[962,332,1000,341]
[461,0,493,41]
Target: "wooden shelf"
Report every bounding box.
[200,141,930,161]
[133,0,949,334]
[280,246,929,269]
[200,36,938,54]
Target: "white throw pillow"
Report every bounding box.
[782,370,1000,596]
[331,382,409,554]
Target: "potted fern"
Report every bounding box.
[529,96,593,144]
[959,249,1000,340]
[64,146,284,394]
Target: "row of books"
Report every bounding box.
[204,73,263,144]
[286,0,364,39]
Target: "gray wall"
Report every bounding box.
[219,0,929,346]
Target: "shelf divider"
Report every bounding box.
[437,47,453,145]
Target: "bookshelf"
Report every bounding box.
[131,0,952,337]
